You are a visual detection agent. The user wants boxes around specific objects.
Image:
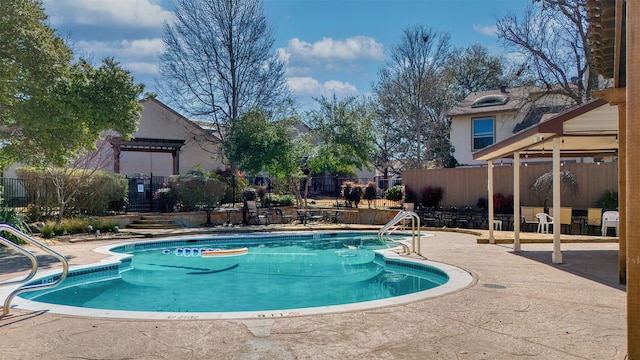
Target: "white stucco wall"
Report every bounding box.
[116,99,224,177]
[451,110,518,166]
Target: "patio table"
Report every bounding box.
[216,207,242,226]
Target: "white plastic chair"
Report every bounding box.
[601,211,619,236]
[536,213,554,234]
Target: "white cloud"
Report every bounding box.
[77,38,163,59]
[72,38,163,77]
[125,62,160,75]
[285,36,383,62]
[279,36,383,77]
[45,0,173,29]
[288,77,358,97]
[473,24,498,37]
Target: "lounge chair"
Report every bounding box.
[274,208,293,224]
[245,201,267,224]
[586,208,602,235]
[521,206,543,231]
[549,207,572,234]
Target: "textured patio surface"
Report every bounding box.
[0,226,626,359]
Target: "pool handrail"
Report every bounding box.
[1,224,69,317]
[378,210,421,255]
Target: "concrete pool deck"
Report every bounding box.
[0,228,627,359]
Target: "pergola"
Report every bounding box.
[473,98,619,263]
[109,137,186,175]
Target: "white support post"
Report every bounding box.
[552,137,562,263]
[513,152,521,252]
[488,160,495,244]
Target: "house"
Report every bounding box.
[108,98,225,178]
[448,86,575,167]
[3,98,226,179]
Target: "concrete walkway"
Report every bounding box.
[0,229,626,359]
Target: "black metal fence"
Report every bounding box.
[0,175,398,213]
[0,176,172,213]
[125,174,170,212]
[0,177,32,208]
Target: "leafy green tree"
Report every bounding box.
[304,95,375,205]
[224,109,285,174]
[223,108,311,207]
[266,132,311,208]
[0,0,143,168]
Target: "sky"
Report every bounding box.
[42,0,531,111]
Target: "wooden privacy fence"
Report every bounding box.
[403,162,618,209]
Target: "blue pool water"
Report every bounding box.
[20,232,450,313]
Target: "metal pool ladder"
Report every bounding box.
[377,210,421,256]
[0,224,69,317]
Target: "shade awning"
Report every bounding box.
[473,98,618,161]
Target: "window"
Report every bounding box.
[473,117,494,150]
[471,95,509,108]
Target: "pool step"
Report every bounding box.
[127,214,181,229]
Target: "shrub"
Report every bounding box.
[0,207,29,244]
[264,194,295,207]
[341,181,363,208]
[363,182,378,208]
[53,223,65,236]
[596,190,618,210]
[88,218,120,233]
[255,186,267,205]
[72,172,128,215]
[154,186,177,213]
[214,168,248,204]
[15,168,127,218]
[404,186,418,204]
[384,185,403,202]
[493,193,514,213]
[40,224,53,238]
[241,187,257,201]
[421,186,444,208]
[170,174,227,211]
[62,217,90,234]
[35,217,122,238]
[476,197,487,210]
[493,193,513,214]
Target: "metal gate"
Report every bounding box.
[126,174,169,212]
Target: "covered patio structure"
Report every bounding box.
[473,98,619,264]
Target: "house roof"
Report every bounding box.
[511,105,568,133]
[140,98,222,142]
[473,98,618,161]
[447,86,544,117]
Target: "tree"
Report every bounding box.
[370,103,404,190]
[448,43,510,100]
[223,107,310,208]
[496,0,599,105]
[303,95,375,206]
[157,0,290,152]
[0,0,144,168]
[530,170,579,209]
[373,25,456,170]
[223,108,282,174]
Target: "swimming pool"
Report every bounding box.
[9,231,474,319]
